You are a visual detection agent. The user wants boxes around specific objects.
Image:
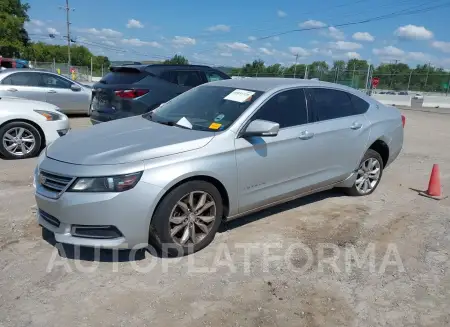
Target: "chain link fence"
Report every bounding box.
[30,61,91,82]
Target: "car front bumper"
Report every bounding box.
[41,119,70,145]
[34,159,164,249]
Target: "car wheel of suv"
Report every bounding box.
[345,149,384,196]
[0,121,42,159]
[150,180,223,257]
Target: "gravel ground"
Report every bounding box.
[0,110,449,327]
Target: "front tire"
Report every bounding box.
[345,149,384,196]
[0,122,42,159]
[150,181,223,257]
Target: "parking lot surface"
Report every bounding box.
[1,110,449,327]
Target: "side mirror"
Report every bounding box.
[71,84,82,92]
[242,119,279,137]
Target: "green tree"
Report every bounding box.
[164,54,189,65]
[0,0,30,57]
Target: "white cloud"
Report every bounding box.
[30,19,45,27]
[299,19,327,28]
[47,27,60,35]
[373,46,405,58]
[329,41,362,51]
[259,47,274,55]
[264,42,272,47]
[273,36,280,41]
[346,52,361,59]
[431,41,450,53]
[77,27,123,38]
[102,40,116,46]
[352,32,374,42]
[122,38,162,48]
[220,52,232,57]
[407,52,433,62]
[326,26,345,40]
[172,36,196,47]
[222,42,252,52]
[288,47,310,56]
[312,48,333,57]
[207,24,231,32]
[126,19,144,29]
[277,10,287,18]
[248,36,257,41]
[394,25,433,40]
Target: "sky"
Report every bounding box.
[23,0,450,68]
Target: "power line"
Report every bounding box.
[194,0,450,55]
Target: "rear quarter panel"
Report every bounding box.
[364,100,404,168]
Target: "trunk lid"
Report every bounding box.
[91,66,151,118]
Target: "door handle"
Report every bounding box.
[47,90,57,94]
[299,131,314,140]
[7,88,17,92]
[350,122,363,130]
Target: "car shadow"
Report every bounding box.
[219,189,344,233]
[42,228,147,262]
[42,189,345,262]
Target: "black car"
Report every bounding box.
[90,64,231,124]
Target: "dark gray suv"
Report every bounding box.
[90,64,231,124]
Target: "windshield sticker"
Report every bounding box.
[176,117,193,129]
[209,122,222,130]
[214,114,225,122]
[224,89,255,103]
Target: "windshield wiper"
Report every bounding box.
[144,112,193,129]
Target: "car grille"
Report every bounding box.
[39,170,74,193]
[39,210,60,227]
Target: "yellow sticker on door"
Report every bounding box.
[209,122,222,130]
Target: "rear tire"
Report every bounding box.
[150,181,223,257]
[0,121,42,159]
[344,149,384,196]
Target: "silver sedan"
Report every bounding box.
[0,69,92,115]
[34,78,404,256]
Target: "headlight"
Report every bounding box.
[68,172,143,192]
[34,110,64,121]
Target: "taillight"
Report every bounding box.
[401,114,406,127]
[114,89,149,99]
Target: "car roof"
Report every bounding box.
[110,64,216,71]
[204,77,359,93]
[0,68,55,74]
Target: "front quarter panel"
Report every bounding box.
[141,131,239,217]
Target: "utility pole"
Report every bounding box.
[60,0,74,73]
[364,64,371,94]
[351,62,356,88]
[293,54,299,78]
[407,70,412,91]
[304,65,308,79]
[424,62,432,90]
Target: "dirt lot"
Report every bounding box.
[0,110,449,327]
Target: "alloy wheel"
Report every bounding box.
[2,127,36,156]
[169,191,217,246]
[355,157,381,194]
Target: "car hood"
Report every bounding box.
[46,116,215,165]
[0,96,60,112]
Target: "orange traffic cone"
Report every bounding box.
[419,164,446,200]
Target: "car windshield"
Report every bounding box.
[144,85,263,132]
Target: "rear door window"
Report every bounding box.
[205,71,228,82]
[1,72,41,87]
[306,88,357,122]
[166,70,204,87]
